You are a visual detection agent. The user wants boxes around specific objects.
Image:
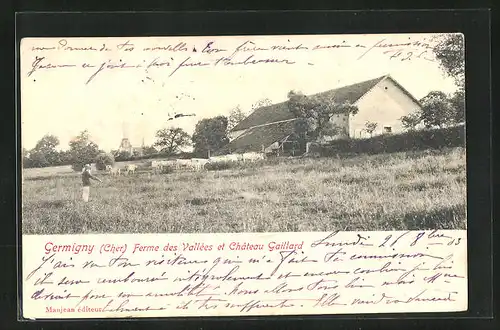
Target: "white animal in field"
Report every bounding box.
[151,160,176,173]
[151,160,163,173]
[161,160,176,168]
[106,165,121,176]
[175,159,193,171]
[209,154,242,163]
[226,154,242,162]
[208,156,222,162]
[191,158,210,171]
[125,164,137,175]
[241,152,265,162]
[192,163,203,171]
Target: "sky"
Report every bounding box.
[20,33,461,152]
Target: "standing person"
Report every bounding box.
[81,164,102,202]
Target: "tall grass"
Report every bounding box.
[22,147,466,234]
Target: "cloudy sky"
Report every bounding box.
[20,33,461,152]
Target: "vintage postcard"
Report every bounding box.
[20,33,467,319]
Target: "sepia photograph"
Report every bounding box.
[20,33,466,235]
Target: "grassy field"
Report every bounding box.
[21,147,466,234]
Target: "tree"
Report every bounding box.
[95,152,115,170]
[400,112,423,130]
[28,134,61,167]
[22,148,31,168]
[114,150,131,161]
[250,98,273,111]
[450,89,465,123]
[323,122,346,137]
[364,121,378,137]
[192,116,230,157]
[154,127,191,155]
[68,130,100,171]
[34,134,59,152]
[293,118,310,153]
[227,106,248,132]
[142,145,158,156]
[287,90,358,141]
[27,150,49,168]
[433,34,465,90]
[419,91,456,128]
[57,150,73,165]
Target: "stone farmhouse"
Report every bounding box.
[223,74,422,156]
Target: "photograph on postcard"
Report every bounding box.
[20,33,467,319]
[21,34,466,234]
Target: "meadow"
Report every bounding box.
[21,147,467,234]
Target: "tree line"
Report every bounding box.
[400,33,465,130]
[22,101,265,170]
[23,34,464,170]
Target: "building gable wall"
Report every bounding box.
[349,78,422,138]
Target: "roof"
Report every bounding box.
[231,75,421,131]
[231,101,296,132]
[383,76,424,109]
[218,119,299,154]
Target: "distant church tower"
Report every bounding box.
[118,121,133,154]
[116,121,145,157]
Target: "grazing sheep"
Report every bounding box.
[175,159,192,171]
[151,161,163,174]
[106,165,121,176]
[125,164,137,175]
[191,158,210,171]
[241,152,265,162]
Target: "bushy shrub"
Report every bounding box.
[115,150,132,162]
[306,142,322,154]
[71,162,86,172]
[205,161,235,171]
[318,125,465,157]
[161,165,175,174]
[95,153,115,170]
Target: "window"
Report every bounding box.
[383,126,392,133]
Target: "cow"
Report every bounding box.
[151,160,163,174]
[209,154,242,163]
[152,160,176,173]
[226,154,243,162]
[125,164,137,175]
[175,159,193,171]
[241,152,265,162]
[208,156,224,163]
[191,158,210,171]
[106,165,121,176]
[160,160,176,168]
